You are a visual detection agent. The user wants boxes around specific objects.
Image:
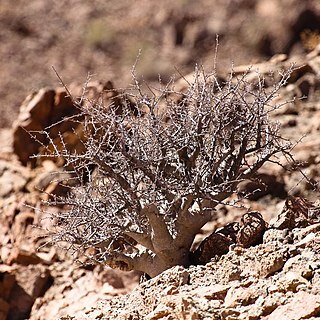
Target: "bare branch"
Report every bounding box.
[39,63,295,277]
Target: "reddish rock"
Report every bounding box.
[0,264,51,320]
[237,173,287,200]
[0,298,9,320]
[12,81,133,167]
[12,88,79,167]
[265,291,320,320]
[271,196,320,229]
[0,266,16,301]
[6,248,42,266]
[13,89,55,166]
[7,265,52,320]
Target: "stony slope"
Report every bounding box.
[96,201,320,319]
[0,45,320,320]
[1,0,320,128]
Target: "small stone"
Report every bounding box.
[6,247,42,266]
[224,286,261,308]
[193,284,230,300]
[277,271,309,292]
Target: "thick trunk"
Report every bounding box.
[105,249,188,278]
[107,195,233,277]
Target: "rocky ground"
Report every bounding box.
[96,201,320,319]
[0,44,319,320]
[1,0,320,128]
[1,1,320,320]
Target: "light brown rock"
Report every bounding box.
[264,292,320,320]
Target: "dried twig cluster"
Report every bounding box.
[39,65,294,277]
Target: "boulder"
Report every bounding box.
[0,264,51,320]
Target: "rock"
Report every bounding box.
[144,295,183,320]
[0,128,13,155]
[0,298,10,320]
[93,265,127,290]
[13,89,55,166]
[0,160,30,198]
[12,81,134,167]
[254,0,320,56]
[308,53,320,76]
[295,73,319,97]
[237,173,287,200]
[12,88,80,167]
[29,265,140,320]
[21,196,320,320]
[224,286,262,308]
[265,291,320,320]
[0,264,51,320]
[6,247,42,266]
[257,250,285,278]
[193,284,230,300]
[263,229,293,245]
[270,196,320,229]
[28,160,73,199]
[276,271,309,293]
[0,265,16,301]
[287,140,320,167]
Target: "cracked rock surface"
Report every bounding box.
[90,214,320,320]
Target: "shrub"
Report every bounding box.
[40,66,294,277]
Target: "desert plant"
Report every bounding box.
[40,65,294,277]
